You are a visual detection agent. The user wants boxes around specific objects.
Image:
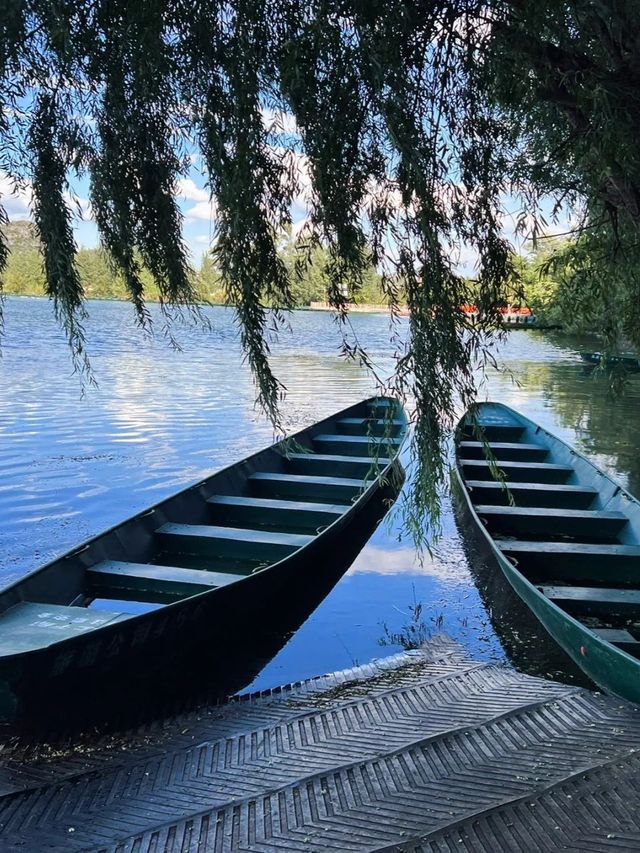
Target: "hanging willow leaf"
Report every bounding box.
[0,0,639,543]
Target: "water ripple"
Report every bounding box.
[3,298,640,687]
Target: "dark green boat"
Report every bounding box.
[580,351,640,372]
[453,401,640,703]
[0,397,407,722]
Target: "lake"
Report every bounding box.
[2,296,639,694]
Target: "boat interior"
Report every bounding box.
[459,403,640,659]
[0,399,405,655]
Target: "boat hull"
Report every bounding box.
[453,403,640,704]
[0,398,407,725]
[580,351,640,372]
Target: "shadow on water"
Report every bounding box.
[0,479,402,742]
[542,368,640,497]
[452,504,593,689]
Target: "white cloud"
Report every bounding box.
[1,171,95,223]
[184,198,218,222]
[500,191,583,252]
[0,173,32,220]
[261,108,299,136]
[176,177,209,203]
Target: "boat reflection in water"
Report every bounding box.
[8,474,404,736]
[453,505,592,689]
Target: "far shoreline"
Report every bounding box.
[2,293,396,314]
[1,293,562,328]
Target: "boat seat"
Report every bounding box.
[476,416,521,426]
[463,423,524,442]
[465,480,597,509]
[591,628,640,655]
[458,441,548,462]
[313,433,401,457]
[336,417,404,437]
[500,541,640,557]
[0,602,129,656]
[88,561,241,602]
[477,506,628,540]
[461,459,573,484]
[284,452,390,479]
[207,494,345,531]
[249,471,364,503]
[540,584,640,618]
[156,522,313,561]
[499,541,640,584]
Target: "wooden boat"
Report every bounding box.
[453,402,640,703]
[0,397,407,722]
[580,351,640,372]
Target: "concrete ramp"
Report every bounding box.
[0,636,639,851]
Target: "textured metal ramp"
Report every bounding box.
[0,636,639,851]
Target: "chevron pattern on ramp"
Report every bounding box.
[0,636,639,852]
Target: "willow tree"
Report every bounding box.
[1,1,638,540]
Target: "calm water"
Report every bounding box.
[1,296,640,694]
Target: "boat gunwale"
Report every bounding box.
[0,396,408,661]
[453,401,640,676]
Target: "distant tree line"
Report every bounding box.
[3,222,621,335]
[2,221,390,308]
[513,237,618,337]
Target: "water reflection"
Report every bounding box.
[2,302,640,701]
[488,340,640,495]
[245,489,503,694]
[452,506,592,688]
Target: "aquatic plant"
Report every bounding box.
[378,586,442,651]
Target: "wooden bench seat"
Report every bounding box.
[461,459,573,484]
[88,560,241,602]
[591,627,640,655]
[539,584,640,618]
[458,441,548,462]
[249,471,364,503]
[336,417,404,437]
[368,399,395,415]
[463,422,525,442]
[477,505,628,540]
[284,452,390,479]
[156,523,313,561]
[465,480,597,509]
[0,602,129,655]
[313,433,402,457]
[500,541,640,555]
[499,541,640,584]
[207,494,344,531]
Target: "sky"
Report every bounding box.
[0,125,575,277]
[0,163,220,267]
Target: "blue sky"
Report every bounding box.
[1,157,313,270]
[1,144,573,276]
[1,164,220,266]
